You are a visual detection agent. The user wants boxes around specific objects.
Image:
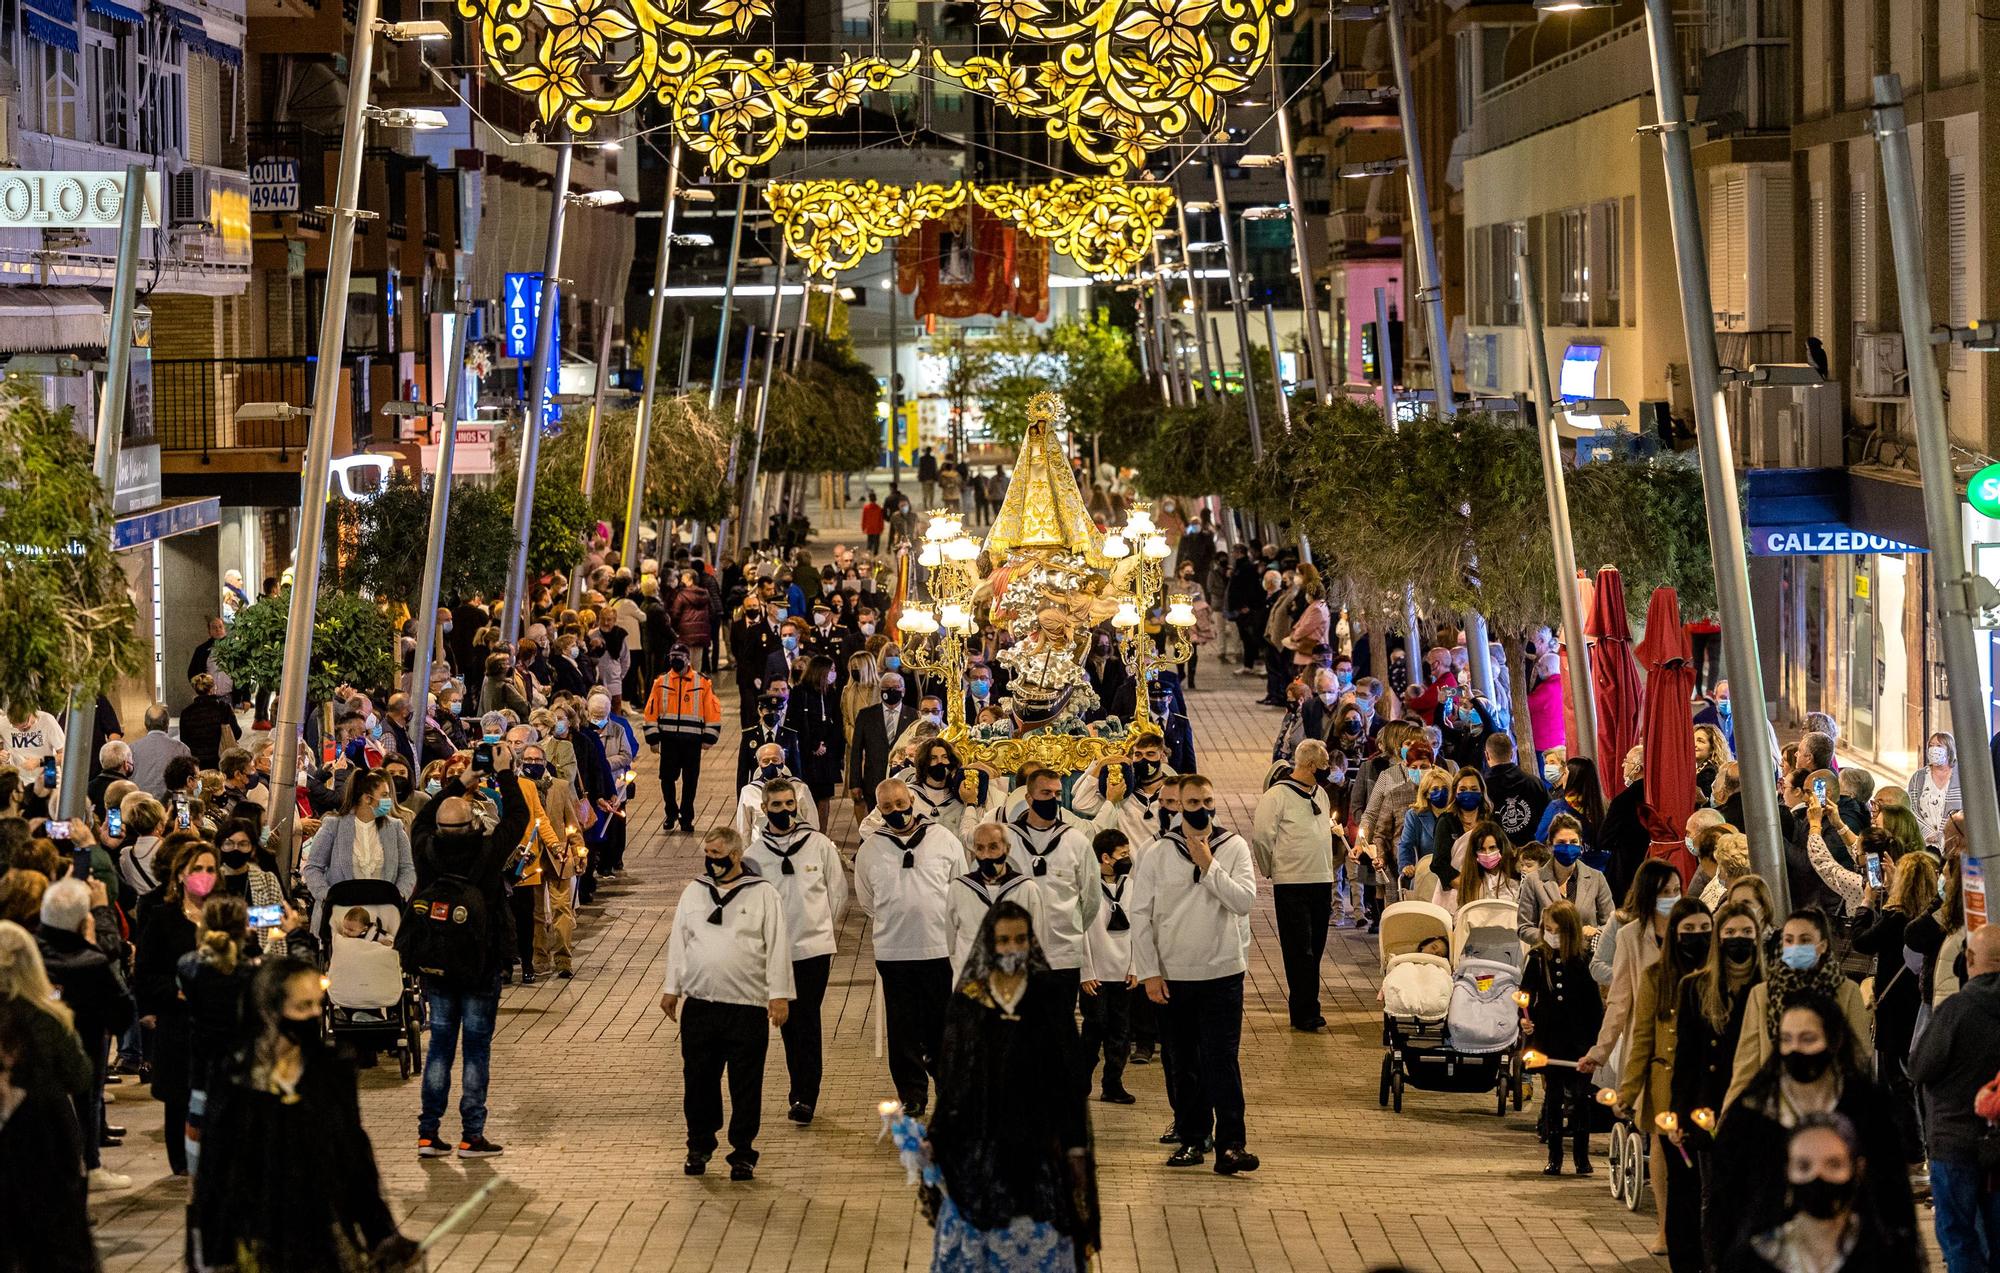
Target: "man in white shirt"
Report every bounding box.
[1082,828,1138,1105]
[854,778,963,1115]
[948,822,1047,977]
[659,827,794,1181]
[741,780,846,1125]
[734,743,822,841]
[127,704,189,797]
[1130,774,1260,1174]
[1071,734,1175,847]
[1000,766,1101,1017]
[1,707,66,770]
[1252,739,1338,1032]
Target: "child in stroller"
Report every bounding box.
[319,878,426,1078]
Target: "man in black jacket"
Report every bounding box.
[730,595,785,725]
[847,673,912,812]
[1911,924,2000,1268]
[736,690,803,790]
[1482,732,1548,844]
[38,874,135,1184]
[1224,547,1265,671]
[410,744,530,1160]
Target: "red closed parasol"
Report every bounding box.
[1637,585,1699,839]
[1586,567,1644,798]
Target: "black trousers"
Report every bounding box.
[599,812,627,873]
[509,884,537,972]
[74,1045,106,1171]
[780,954,831,1110]
[1663,1134,1704,1273]
[1042,965,1081,1021]
[1130,989,1160,1052]
[680,998,769,1165]
[1235,617,1263,668]
[1264,640,1292,703]
[876,958,952,1110]
[1538,1070,1590,1163]
[735,677,760,725]
[1164,973,1246,1151]
[1080,981,1132,1094]
[1272,882,1332,1027]
[658,736,703,827]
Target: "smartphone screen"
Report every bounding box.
[1813,778,1827,801]
[45,819,71,841]
[41,757,58,786]
[71,846,92,880]
[106,807,123,838]
[473,742,495,774]
[1866,853,1883,889]
[247,903,285,930]
[321,737,337,765]
[176,798,191,830]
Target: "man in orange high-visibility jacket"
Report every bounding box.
[643,642,723,834]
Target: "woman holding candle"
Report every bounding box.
[1617,896,1712,1266]
[1520,900,1604,1175]
[1670,900,1766,1270]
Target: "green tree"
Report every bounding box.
[539,394,732,533]
[759,344,881,473]
[0,382,144,718]
[215,589,397,702]
[529,477,593,582]
[973,319,1054,445]
[1044,311,1140,452]
[439,482,517,602]
[343,469,431,605]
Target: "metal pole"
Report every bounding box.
[1270,60,1333,403]
[1373,287,1423,691]
[1639,0,1785,902]
[790,277,813,372]
[623,141,684,572]
[888,277,903,493]
[741,243,789,553]
[1210,153,1265,458]
[407,297,473,777]
[268,0,382,863]
[714,323,757,564]
[1872,72,2000,869]
[1176,196,1215,400]
[581,308,615,502]
[56,163,147,822]
[1150,246,1179,405]
[708,183,750,411]
[677,317,696,391]
[1383,0,1454,409]
[500,136,574,641]
[1263,304,1291,431]
[1517,243,1599,766]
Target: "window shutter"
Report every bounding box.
[1748,169,1792,330]
[1948,158,1969,370]
[1809,183,1829,340]
[1849,181,1872,328]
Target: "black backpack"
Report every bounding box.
[396,875,488,986]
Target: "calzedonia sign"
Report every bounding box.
[1748,525,1926,557]
[0,171,161,229]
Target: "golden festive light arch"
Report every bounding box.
[931,0,1298,175]
[454,0,917,174]
[762,178,1174,277]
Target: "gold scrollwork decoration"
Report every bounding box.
[931,0,1296,175]
[454,0,918,174]
[972,178,1176,275]
[765,180,971,278]
[946,723,1162,779]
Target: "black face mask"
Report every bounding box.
[1781,1048,1833,1084]
[976,856,1007,879]
[702,857,731,880]
[220,849,252,870]
[881,688,905,706]
[760,764,783,781]
[1343,717,1363,735]
[1790,1174,1857,1221]
[1181,807,1212,831]
[759,711,781,726]
[925,763,951,784]
[669,655,689,673]
[1131,759,1161,782]
[437,831,482,858]
[1030,796,1060,821]
[1111,857,1132,877]
[766,808,796,831]
[277,1016,320,1046]
[884,809,914,831]
[1148,698,1169,718]
[1675,932,1712,966]
[1720,935,1758,964]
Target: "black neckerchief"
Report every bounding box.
[1102,877,1130,931]
[880,826,926,868]
[1165,829,1227,883]
[701,875,761,924]
[1010,813,1066,877]
[958,870,1024,903]
[1274,777,1324,817]
[761,826,810,873]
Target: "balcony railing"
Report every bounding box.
[154,357,317,460]
[1472,14,1704,156]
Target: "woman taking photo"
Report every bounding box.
[1535,757,1607,866]
[1671,900,1767,1268]
[1434,821,1520,913]
[133,838,219,1175]
[177,894,305,1175]
[300,770,417,931]
[193,957,417,1271]
[1617,896,1712,1265]
[1711,995,1915,1260]
[214,818,291,956]
[926,902,1096,1272]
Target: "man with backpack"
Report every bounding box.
[402,743,530,1160]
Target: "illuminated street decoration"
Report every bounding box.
[763,178,1172,276]
[931,0,1297,174]
[454,0,917,174]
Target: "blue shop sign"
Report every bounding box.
[113,497,219,551]
[1748,524,1927,557]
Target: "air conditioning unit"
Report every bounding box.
[1852,332,1906,398]
[168,168,212,229]
[1727,380,1844,469]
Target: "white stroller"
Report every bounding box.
[1379,900,1515,1114]
[1443,897,1527,1116]
[319,878,426,1078]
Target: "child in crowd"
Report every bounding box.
[1520,900,1604,1176]
[338,906,393,947]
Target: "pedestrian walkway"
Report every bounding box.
[88,662,1674,1271]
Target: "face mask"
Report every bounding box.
[184,870,217,899]
[782,636,799,654]
[1550,842,1583,867]
[1180,807,1212,831]
[860,623,876,637]
[1454,791,1482,812]
[1133,759,1161,781]
[277,1015,321,1046]
[1542,929,1561,949]
[1656,894,1680,917]
[1406,766,1425,783]
[590,713,608,727]
[1476,850,1502,871]
[976,857,1007,879]
[971,681,991,700]
[924,711,944,727]
[1781,1048,1832,1083]
[1720,935,1758,963]
[1676,932,1712,964]
[426,779,442,797]
[760,763,783,781]
[1426,788,1449,809]
[221,849,252,870]
[522,763,548,782]
[369,721,384,740]
[669,655,689,673]
[814,613,832,628]
[702,857,731,880]
[994,950,1028,974]
[767,808,796,831]
[1780,943,1821,972]
[1717,700,1732,719]
[374,796,395,819]
[1543,762,1563,785]
[1790,1174,1856,1220]
[1929,745,1951,765]
[885,655,901,671]
[884,809,914,831]
[1320,690,1338,706]
[1030,796,1060,821]
[1112,857,1132,877]
[442,621,453,634]
[1343,717,1363,735]
[759,710,781,726]
[925,763,951,784]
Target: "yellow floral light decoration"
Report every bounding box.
[761,179,1173,277]
[932,0,1297,175]
[765,180,971,278]
[455,0,917,175]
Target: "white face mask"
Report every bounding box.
[1929,745,1951,766]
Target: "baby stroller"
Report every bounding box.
[318,878,426,1078]
[1606,1104,1650,1210]
[1379,900,1510,1114]
[1446,897,1527,1116]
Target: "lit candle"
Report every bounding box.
[1595,1087,1620,1106]
[1511,990,1531,1008]
[1521,1049,1547,1070]
[1690,1107,1717,1133]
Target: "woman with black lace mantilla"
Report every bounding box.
[926,901,1097,1272]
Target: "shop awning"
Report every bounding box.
[114,497,219,552]
[24,0,77,50]
[0,288,105,352]
[85,0,143,21]
[166,7,242,65]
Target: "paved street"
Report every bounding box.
[88,662,1674,1272]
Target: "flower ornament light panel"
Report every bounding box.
[456,0,918,174]
[932,0,1298,175]
[764,178,1175,277]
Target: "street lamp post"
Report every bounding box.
[708,184,750,410]
[406,297,473,776]
[1381,0,1453,406]
[1871,72,2000,874]
[714,323,757,565]
[740,242,791,555]
[1516,243,1599,766]
[55,164,148,822]
[500,136,574,641]
[1374,287,1423,690]
[1269,63,1334,403]
[1175,197,1216,399]
[623,140,685,572]
[1638,0,1786,903]
[1208,153,1265,460]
